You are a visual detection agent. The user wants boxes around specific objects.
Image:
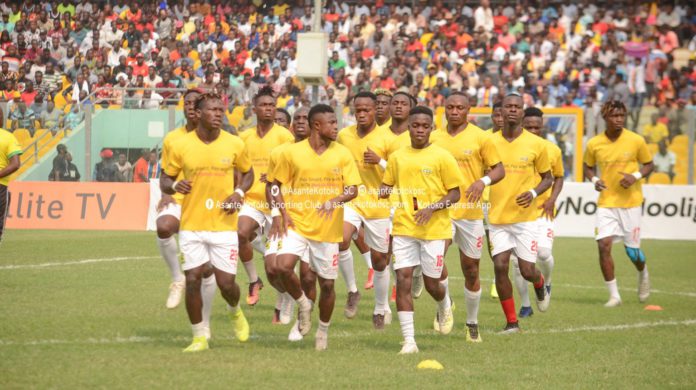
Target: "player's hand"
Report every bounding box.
[174,179,192,194]
[539,199,555,220]
[316,200,337,219]
[221,192,244,215]
[283,210,296,232]
[593,178,607,192]
[465,180,485,203]
[260,173,268,184]
[618,172,637,189]
[157,193,175,212]
[515,191,534,208]
[269,215,285,240]
[414,207,434,226]
[363,148,381,165]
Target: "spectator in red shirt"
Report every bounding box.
[131,53,148,77]
[20,81,38,106]
[132,149,150,183]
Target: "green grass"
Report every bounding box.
[1,230,695,388]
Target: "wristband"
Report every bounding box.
[378,159,387,170]
[632,172,643,180]
[529,189,538,199]
[591,176,600,184]
[234,188,245,198]
[480,175,492,186]
[271,208,281,217]
[171,181,179,192]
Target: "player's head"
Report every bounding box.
[391,91,416,121]
[291,106,310,140]
[491,101,504,131]
[275,108,291,129]
[523,107,544,137]
[501,93,524,128]
[601,100,627,131]
[444,91,470,127]
[374,88,393,123]
[183,88,203,123]
[408,106,434,149]
[308,104,338,141]
[253,85,277,123]
[353,91,377,129]
[195,92,224,131]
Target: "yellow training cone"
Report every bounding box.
[417,360,444,370]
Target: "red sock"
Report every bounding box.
[533,274,545,289]
[500,298,517,324]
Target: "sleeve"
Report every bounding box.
[440,153,466,190]
[551,147,564,178]
[583,140,595,167]
[383,154,396,186]
[160,136,171,170]
[342,150,362,187]
[163,145,181,177]
[5,133,22,158]
[235,142,252,173]
[636,137,652,164]
[534,141,550,174]
[481,133,501,168]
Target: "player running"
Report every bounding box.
[337,91,393,328]
[488,94,552,333]
[512,107,564,318]
[0,127,21,245]
[583,100,654,307]
[379,106,465,354]
[238,86,294,306]
[160,92,255,352]
[269,104,361,350]
[431,92,505,342]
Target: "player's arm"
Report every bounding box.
[160,172,191,195]
[540,175,564,219]
[0,154,20,178]
[414,186,461,226]
[364,147,387,170]
[465,162,505,203]
[516,170,552,208]
[584,163,606,192]
[618,161,654,189]
[378,183,393,199]
[223,167,254,215]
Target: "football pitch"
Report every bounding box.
[1,230,695,388]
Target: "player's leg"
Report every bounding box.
[0,185,9,246]
[353,227,374,289]
[620,207,650,302]
[363,218,391,329]
[237,208,263,305]
[454,219,484,342]
[393,236,419,353]
[420,239,452,335]
[483,208,498,299]
[156,206,185,309]
[276,231,313,335]
[536,217,555,294]
[200,264,216,339]
[308,240,339,350]
[339,211,360,318]
[514,221,549,312]
[596,208,622,306]
[489,224,519,333]
[208,231,249,343]
[511,254,533,317]
[178,231,210,352]
[289,257,316,341]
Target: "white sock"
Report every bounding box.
[318,320,330,335]
[243,260,259,283]
[191,321,206,337]
[338,249,358,293]
[437,295,451,311]
[201,274,216,327]
[537,248,554,286]
[512,255,531,307]
[464,286,481,325]
[362,251,372,269]
[605,279,621,300]
[397,311,415,344]
[373,269,390,314]
[227,304,239,315]
[158,237,184,282]
[440,277,450,299]
[275,290,284,310]
[251,234,265,254]
[296,293,311,311]
[640,265,649,277]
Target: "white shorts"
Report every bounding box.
[489,221,539,263]
[344,206,390,253]
[536,217,555,249]
[179,230,239,275]
[391,236,446,279]
[157,202,181,220]
[276,230,339,279]
[451,219,485,259]
[265,235,310,263]
[595,207,641,248]
[239,203,272,236]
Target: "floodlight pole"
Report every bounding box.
[311,0,322,106]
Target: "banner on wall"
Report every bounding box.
[554,183,696,240]
[6,182,150,230]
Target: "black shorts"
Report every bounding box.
[0,184,9,243]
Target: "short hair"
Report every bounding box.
[409,106,433,120]
[183,88,203,100]
[392,91,417,107]
[374,88,393,98]
[308,104,334,125]
[194,92,222,110]
[253,85,275,104]
[601,100,627,118]
[353,91,377,103]
[276,108,291,124]
[492,102,502,110]
[524,107,543,118]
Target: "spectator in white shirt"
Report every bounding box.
[474,0,494,35]
[652,140,676,180]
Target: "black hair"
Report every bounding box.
[194,92,222,110]
[409,106,433,120]
[353,91,377,102]
[253,85,275,104]
[276,108,291,124]
[524,107,543,118]
[308,104,334,126]
[492,102,503,110]
[393,91,417,107]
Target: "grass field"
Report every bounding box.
[1,230,695,389]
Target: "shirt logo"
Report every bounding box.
[332,167,341,175]
[519,156,529,162]
[221,157,232,164]
[422,168,432,175]
[462,149,473,155]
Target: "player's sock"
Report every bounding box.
[157,237,184,282]
[361,251,372,269]
[512,257,531,307]
[537,248,554,287]
[464,286,481,324]
[640,266,649,278]
[318,320,330,334]
[251,234,265,255]
[373,269,389,314]
[201,274,216,328]
[397,311,415,344]
[227,303,239,315]
[500,297,517,324]
[296,293,311,310]
[437,294,452,311]
[243,261,259,283]
[440,277,450,298]
[533,274,545,290]
[338,249,358,293]
[191,321,206,337]
[605,278,621,300]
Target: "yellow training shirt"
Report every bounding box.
[535,140,564,216]
[383,144,466,240]
[165,131,252,231]
[489,130,550,224]
[270,140,361,243]
[337,125,392,218]
[584,129,652,208]
[240,124,294,212]
[431,123,501,220]
[0,129,22,186]
[161,126,191,204]
[385,130,411,157]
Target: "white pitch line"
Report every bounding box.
[1,319,694,347]
[0,256,159,270]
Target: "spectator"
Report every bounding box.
[60,152,80,182]
[146,149,160,182]
[132,148,149,183]
[49,143,68,181]
[94,148,119,182]
[40,101,63,135]
[116,153,132,182]
[642,113,669,144]
[63,105,84,131]
[10,102,36,136]
[141,89,163,109]
[652,140,677,180]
